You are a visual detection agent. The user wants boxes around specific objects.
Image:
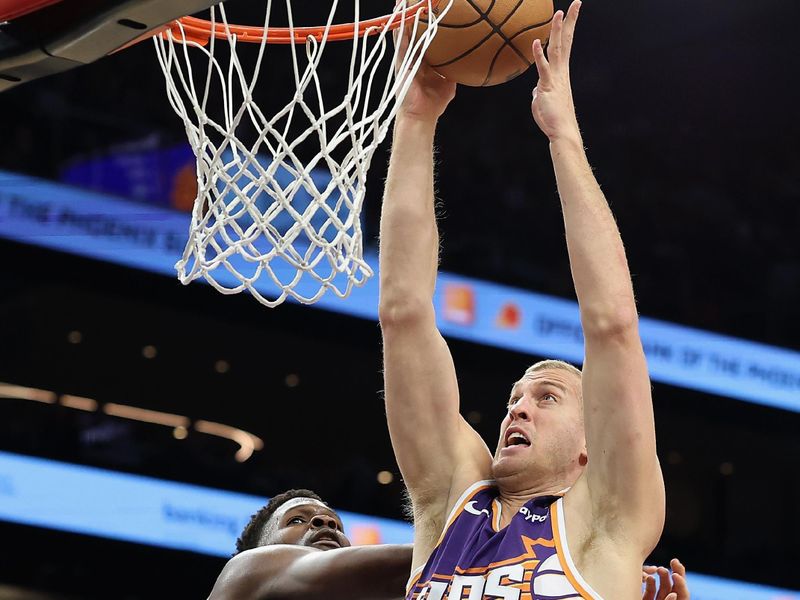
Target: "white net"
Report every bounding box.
[154,0,449,307]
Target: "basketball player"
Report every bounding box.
[206,488,411,599]
[379,1,667,598]
[207,489,689,599]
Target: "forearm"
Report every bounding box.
[550,134,638,335]
[379,115,439,320]
[286,544,413,600]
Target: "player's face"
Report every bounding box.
[263,498,351,550]
[492,369,586,485]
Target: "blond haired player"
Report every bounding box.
[379,2,667,598]
[206,489,688,599]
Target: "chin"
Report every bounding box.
[491,456,521,481]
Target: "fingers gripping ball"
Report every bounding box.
[421,0,554,87]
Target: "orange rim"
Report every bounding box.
[0,0,65,22]
[158,0,439,46]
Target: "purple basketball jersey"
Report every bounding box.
[405,481,602,600]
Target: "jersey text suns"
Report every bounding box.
[406,481,603,600]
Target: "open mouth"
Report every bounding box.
[504,429,531,448]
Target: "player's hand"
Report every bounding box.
[642,558,690,600]
[530,0,581,142]
[394,15,456,123]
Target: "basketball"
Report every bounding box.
[421,0,554,87]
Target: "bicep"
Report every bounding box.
[210,547,374,600]
[269,545,412,600]
[208,550,301,600]
[382,315,491,500]
[581,330,664,550]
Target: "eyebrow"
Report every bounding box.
[510,378,569,397]
[537,379,568,393]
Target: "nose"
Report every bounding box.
[310,515,338,530]
[509,398,531,422]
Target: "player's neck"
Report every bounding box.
[495,478,570,526]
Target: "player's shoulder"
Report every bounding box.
[442,479,498,526]
[452,479,497,507]
[560,476,640,566]
[560,473,596,529]
[208,546,314,600]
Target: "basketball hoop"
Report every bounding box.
[154,0,450,307]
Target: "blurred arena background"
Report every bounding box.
[0,0,798,598]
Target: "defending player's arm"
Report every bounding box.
[208,544,412,600]
[530,0,664,557]
[378,46,492,546]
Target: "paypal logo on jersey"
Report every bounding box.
[519,506,547,523]
[464,501,546,524]
[464,501,491,518]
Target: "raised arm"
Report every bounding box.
[208,544,412,600]
[531,0,664,556]
[378,45,492,554]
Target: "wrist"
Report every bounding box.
[395,112,438,136]
[549,130,584,154]
[543,111,582,145]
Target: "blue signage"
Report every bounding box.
[60,142,196,210]
[0,170,798,412]
[0,450,412,555]
[0,451,796,599]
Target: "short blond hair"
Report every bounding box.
[521,359,584,408]
[523,359,582,380]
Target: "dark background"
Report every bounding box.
[0,0,798,597]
